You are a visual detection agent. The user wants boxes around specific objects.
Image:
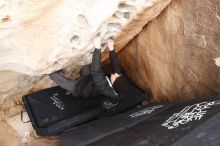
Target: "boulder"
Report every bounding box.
[119,0,220,102]
[0,0,171,75]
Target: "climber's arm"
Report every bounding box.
[91,48,118,98]
[107,39,122,75]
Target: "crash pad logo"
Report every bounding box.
[129,105,164,118]
[50,93,64,110]
[161,101,219,129]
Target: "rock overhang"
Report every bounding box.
[0,0,172,75]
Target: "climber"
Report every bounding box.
[49,38,123,109]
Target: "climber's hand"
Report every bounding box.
[93,37,101,49]
[107,39,114,51]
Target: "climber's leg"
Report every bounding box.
[49,72,77,92]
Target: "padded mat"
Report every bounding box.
[61,96,220,146]
[23,86,148,136]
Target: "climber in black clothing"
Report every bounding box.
[49,38,123,109]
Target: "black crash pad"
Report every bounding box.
[23,85,148,136]
[61,96,220,146]
[60,103,170,146]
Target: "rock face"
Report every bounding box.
[0,0,171,116]
[216,57,220,67]
[0,0,171,75]
[119,0,220,102]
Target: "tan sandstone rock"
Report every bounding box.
[119,0,220,102]
[215,57,220,67]
[0,120,58,146]
[0,0,171,75]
